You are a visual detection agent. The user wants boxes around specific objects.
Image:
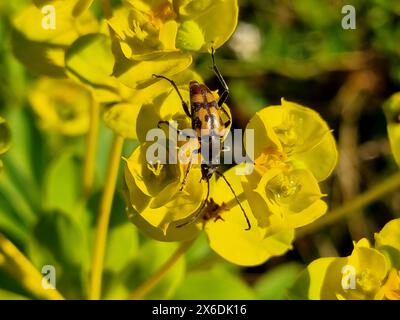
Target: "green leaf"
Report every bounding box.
[27,210,89,299]
[184,233,213,268]
[103,193,139,274]
[0,268,33,300]
[0,289,29,300]
[120,241,186,299]
[28,211,87,269]
[0,168,37,244]
[44,151,81,216]
[254,263,303,300]
[287,267,312,300]
[0,109,40,242]
[2,108,40,189]
[172,265,256,299]
[11,29,65,77]
[2,107,49,210]
[0,116,11,177]
[101,271,130,300]
[100,196,139,300]
[0,202,31,245]
[104,223,138,272]
[0,117,11,155]
[383,92,400,167]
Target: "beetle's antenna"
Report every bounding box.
[152,74,191,118]
[215,171,251,231]
[176,179,210,228]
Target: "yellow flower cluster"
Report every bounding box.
[28,78,94,136]
[13,0,239,138]
[124,99,338,266]
[108,0,238,56]
[291,218,400,300]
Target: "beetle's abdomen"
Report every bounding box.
[190,81,225,137]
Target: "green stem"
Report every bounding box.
[0,233,65,300]
[128,239,196,300]
[89,134,124,300]
[297,172,400,238]
[82,99,100,197]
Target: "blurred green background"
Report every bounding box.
[0,0,399,299]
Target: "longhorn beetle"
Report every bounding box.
[153,48,251,231]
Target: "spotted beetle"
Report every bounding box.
[153,48,251,230]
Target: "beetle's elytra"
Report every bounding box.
[153,48,251,231]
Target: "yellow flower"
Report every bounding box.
[107,1,195,90]
[29,78,93,136]
[380,269,400,300]
[12,0,98,76]
[243,167,327,232]
[246,98,338,182]
[375,218,400,268]
[108,0,238,58]
[291,239,389,300]
[0,117,11,174]
[241,99,337,232]
[108,0,178,58]
[125,158,294,265]
[125,98,337,266]
[203,165,295,266]
[375,218,400,251]
[341,239,389,300]
[290,218,400,300]
[124,142,205,242]
[375,218,400,300]
[175,0,239,51]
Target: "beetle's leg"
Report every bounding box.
[153,74,191,117]
[176,178,210,228]
[219,102,231,128]
[157,120,195,139]
[179,159,192,191]
[179,149,198,191]
[210,48,230,107]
